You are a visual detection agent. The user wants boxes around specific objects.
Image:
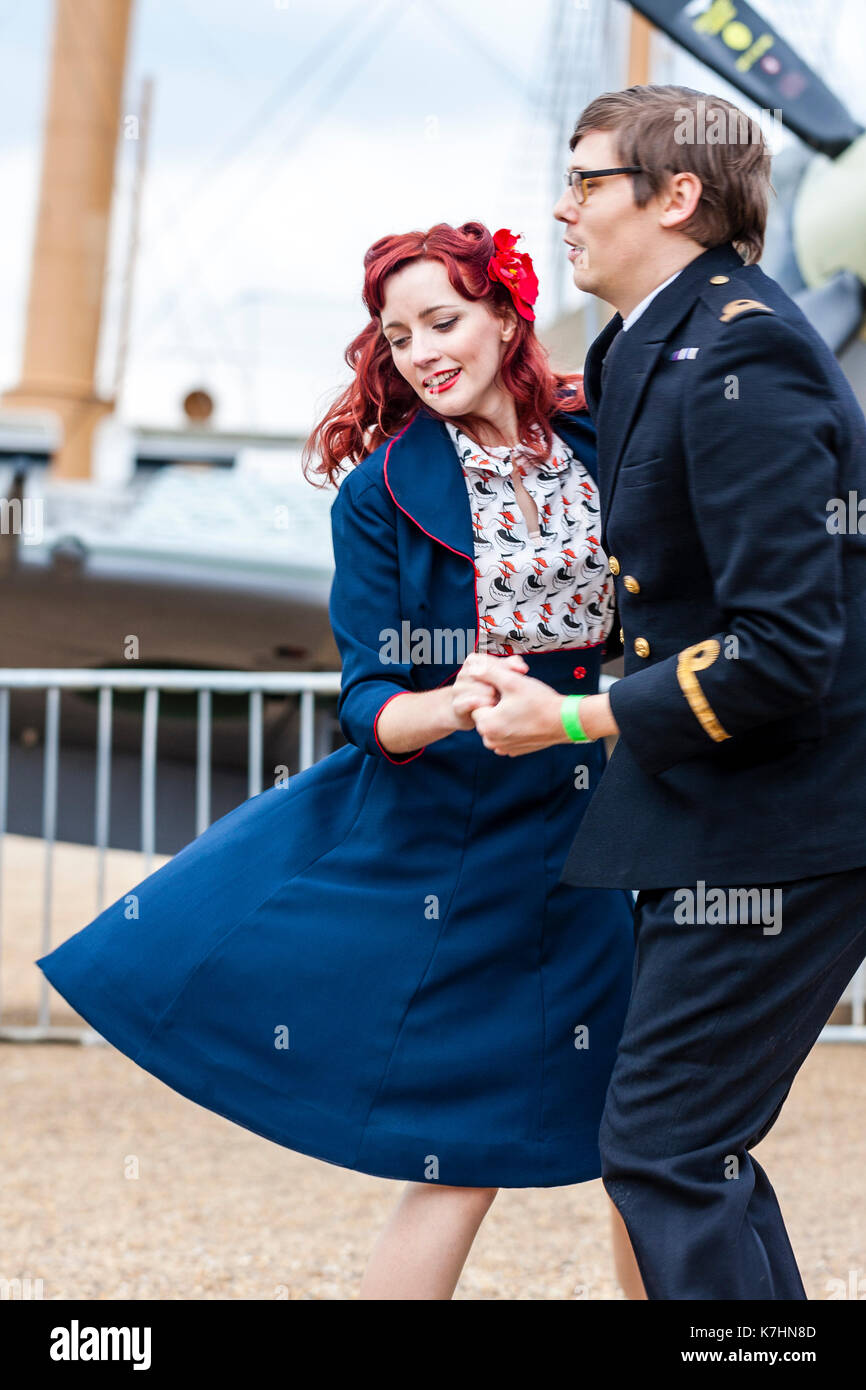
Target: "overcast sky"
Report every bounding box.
[0,0,862,437]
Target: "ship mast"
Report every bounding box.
[2,0,134,479]
[627,9,653,87]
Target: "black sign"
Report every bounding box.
[632,0,863,156]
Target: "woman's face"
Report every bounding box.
[380,257,516,418]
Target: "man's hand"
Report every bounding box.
[450,651,528,731]
[456,653,568,755]
[458,652,619,754]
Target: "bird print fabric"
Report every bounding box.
[445,421,615,656]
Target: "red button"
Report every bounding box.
[572,665,586,680]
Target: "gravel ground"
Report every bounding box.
[2,834,864,1300]
[3,1040,864,1301]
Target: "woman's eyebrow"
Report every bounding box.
[383,304,458,330]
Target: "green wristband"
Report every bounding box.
[560,695,592,743]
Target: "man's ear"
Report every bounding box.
[659,170,703,229]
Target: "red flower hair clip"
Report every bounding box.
[487,228,539,322]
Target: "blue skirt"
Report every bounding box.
[36,645,634,1188]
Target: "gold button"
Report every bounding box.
[710,275,729,284]
[634,637,651,658]
[623,574,640,594]
[619,627,624,644]
[608,555,620,575]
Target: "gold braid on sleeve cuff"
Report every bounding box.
[675,640,731,742]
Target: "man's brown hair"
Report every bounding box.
[571,85,772,264]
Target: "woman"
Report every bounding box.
[36,221,642,1300]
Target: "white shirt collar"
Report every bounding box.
[621,268,683,331]
[444,421,569,475]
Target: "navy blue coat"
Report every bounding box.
[35,399,635,1188]
[561,241,866,890]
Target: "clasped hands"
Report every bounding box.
[450,652,617,756]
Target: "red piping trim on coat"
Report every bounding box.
[373,688,425,765]
[374,422,612,762]
[368,418,451,766]
[383,424,482,653]
[373,662,481,765]
[382,423,612,659]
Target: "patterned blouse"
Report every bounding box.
[444,420,615,656]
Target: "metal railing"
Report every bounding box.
[0,668,341,1041]
[0,668,862,1043]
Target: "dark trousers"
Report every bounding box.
[600,864,866,1299]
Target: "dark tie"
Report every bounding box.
[600,326,626,397]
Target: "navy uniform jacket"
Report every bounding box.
[329,404,620,765]
[561,240,866,890]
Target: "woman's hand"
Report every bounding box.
[451,652,529,731]
[375,652,532,753]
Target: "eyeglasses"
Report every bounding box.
[564,167,643,205]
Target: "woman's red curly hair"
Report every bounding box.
[302,220,586,486]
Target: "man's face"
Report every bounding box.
[552,128,654,305]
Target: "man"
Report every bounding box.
[462,84,866,1299]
